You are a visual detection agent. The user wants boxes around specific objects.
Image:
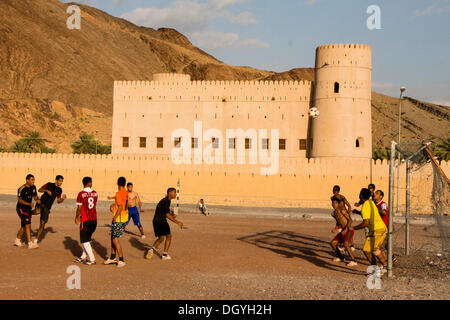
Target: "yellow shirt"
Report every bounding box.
[361,199,387,232]
[112,188,128,223]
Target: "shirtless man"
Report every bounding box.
[330,197,357,267]
[330,185,355,251]
[125,182,145,239]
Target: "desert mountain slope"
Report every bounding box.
[0,0,448,153]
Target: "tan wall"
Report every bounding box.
[0,152,447,213]
[112,77,313,159]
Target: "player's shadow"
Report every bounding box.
[129,237,150,258]
[91,239,108,260]
[62,236,83,257]
[238,230,366,275]
[40,227,57,241]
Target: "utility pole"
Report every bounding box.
[396,87,406,214]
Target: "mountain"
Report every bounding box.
[0,0,448,153]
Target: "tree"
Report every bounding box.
[432,138,450,162]
[9,132,56,153]
[71,134,111,154]
[372,146,391,161]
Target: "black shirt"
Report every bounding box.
[17,184,37,210]
[39,182,62,208]
[154,197,171,222]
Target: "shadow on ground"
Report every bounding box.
[238,230,366,275]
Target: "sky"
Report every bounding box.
[61,0,450,105]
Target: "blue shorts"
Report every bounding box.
[126,206,142,228]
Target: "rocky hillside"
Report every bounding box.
[0,0,448,153]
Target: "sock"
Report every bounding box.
[163,252,168,256]
[82,242,95,262]
[80,251,87,260]
[335,248,344,260]
[119,257,124,262]
[110,253,116,260]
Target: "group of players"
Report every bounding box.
[329,184,391,272]
[14,174,183,268]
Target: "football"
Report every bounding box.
[309,107,320,118]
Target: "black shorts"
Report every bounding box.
[153,219,170,237]
[17,207,32,227]
[39,203,51,223]
[80,220,97,243]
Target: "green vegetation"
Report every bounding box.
[8,131,56,153]
[71,134,111,154]
[372,146,391,161]
[431,138,450,161]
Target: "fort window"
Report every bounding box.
[334,82,340,93]
[122,137,129,148]
[212,137,219,149]
[229,138,236,149]
[245,138,252,150]
[174,137,182,148]
[356,137,364,148]
[191,137,198,149]
[262,139,269,150]
[279,139,286,150]
[139,137,146,148]
[299,139,307,150]
[157,137,164,149]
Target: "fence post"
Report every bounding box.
[388,141,396,278]
[405,159,411,255]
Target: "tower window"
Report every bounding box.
[191,137,198,149]
[279,139,286,150]
[356,137,364,148]
[334,82,340,93]
[299,139,307,150]
[245,138,252,150]
[212,137,219,149]
[229,138,236,149]
[157,137,164,149]
[139,137,146,148]
[262,139,269,150]
[174,137,182,148]
[122,137,129,148]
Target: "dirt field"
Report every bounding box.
[0,197,448,300]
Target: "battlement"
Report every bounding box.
[316,43,372,51]
[114,79,312,88]
[153,73,191,82]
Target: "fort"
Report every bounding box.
[0,43,447,211]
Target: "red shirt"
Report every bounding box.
[376,200,389,227]
[76,188,98,222]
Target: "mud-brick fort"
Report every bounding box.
[0,44,447,210]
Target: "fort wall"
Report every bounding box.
[0,152,446,213]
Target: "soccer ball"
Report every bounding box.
[309,107,320,118]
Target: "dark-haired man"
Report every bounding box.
[352,188,388,273]
[330,197,357,266]
[104,177,128,267]
[353,184,376,215]
[14,174,40,249]
[126,182,145,239]
[146,188,183,261]
[330,185,355,251]
[34,175,67,245]
[74,177,98,265]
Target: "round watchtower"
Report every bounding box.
[310,43,372,159]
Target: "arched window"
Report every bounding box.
[334,82,340,93]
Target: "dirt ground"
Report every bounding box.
[0,198,448,300]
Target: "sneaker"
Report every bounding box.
[73,257,87,263]
[145,248,154,260]
[141,235,146,239]
[103,258,117,265]
[13,239,24,247]
[333,257,343,262]
[117,261,126,268]
[83,260,96,265]
[28,242,39,249]
[392,255,398,263]
[347,261,358,267]
[162,253,172,260]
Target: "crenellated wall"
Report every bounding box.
[0,152,446,212]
